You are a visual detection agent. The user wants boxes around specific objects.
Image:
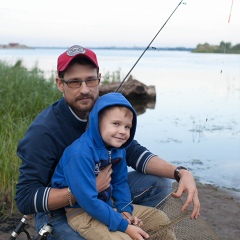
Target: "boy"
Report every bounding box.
[52,92,175,240]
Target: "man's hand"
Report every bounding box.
[145,156,200,220]
[171,169,200,219]
[96,164,112,192]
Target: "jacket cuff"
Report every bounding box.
[34,187,51,212]
[136,152,156,173]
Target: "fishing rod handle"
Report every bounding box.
[9,215,28,240]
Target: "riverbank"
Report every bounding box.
[190,183,240,239]
[1,182,239,240]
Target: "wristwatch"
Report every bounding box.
[174,166,188,182]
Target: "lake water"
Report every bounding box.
[1,48,240,191]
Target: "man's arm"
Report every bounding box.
[47,188,69,210]
[145,156,200,219]
[15,124,66,214]
[144,155,176,177]
[126,140,200,219]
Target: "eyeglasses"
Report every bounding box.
[60,77,100,88]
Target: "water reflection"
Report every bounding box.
[128,98,156,116]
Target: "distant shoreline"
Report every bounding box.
[37,46,194,51]
[0,45,193,51]
[1,43,239,54]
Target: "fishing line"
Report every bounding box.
[120,186,179,227]
[115,0,185,93]
[228,0,234,23]
[221,0,235,73]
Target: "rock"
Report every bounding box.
[99,75,156,101]
[99,76,156,115]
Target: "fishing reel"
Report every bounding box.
[35,223,53,240]
[9,215,53,240]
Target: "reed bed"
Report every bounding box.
[0,60,61,217]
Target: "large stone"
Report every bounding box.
[99,76,156,101]
[99,76,156,115]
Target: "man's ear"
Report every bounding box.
[56,78,64,93]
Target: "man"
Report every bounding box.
[15,45,200,240]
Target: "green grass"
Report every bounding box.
[0,60,61,217]
[101,68,122,84]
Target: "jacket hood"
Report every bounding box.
[87,92,137,149]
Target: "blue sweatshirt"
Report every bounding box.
[52,92,137,232]
[15,97,155,214]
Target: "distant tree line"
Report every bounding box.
[191,41,240,54]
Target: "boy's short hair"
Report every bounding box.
[99,105,133,122]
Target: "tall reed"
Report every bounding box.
[0,60,61,217]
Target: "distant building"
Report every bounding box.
[0,43,32,49]
[9,43,21,47]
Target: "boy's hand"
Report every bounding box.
[121,212,143,227]
[125,224,149,240]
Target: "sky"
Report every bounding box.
[0,0,239,48]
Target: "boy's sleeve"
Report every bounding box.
[111,153,133,214]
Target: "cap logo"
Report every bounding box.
[66,45,86,56]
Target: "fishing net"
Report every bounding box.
[131,187,220,240]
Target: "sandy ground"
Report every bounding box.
[1,182,240,240]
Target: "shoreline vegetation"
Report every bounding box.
[1,41,239,54]
[191,41,240,54]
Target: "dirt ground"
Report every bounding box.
[1,182,240,240]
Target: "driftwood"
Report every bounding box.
[99,76,156,115]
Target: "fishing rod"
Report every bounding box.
[9,215,52,240]
[115,0,185,93]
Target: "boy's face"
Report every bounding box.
[99,107,133,148]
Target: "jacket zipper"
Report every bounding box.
[108,150,112,164]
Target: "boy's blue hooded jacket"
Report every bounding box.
[52,92,137,232]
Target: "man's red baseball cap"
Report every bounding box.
[57,45,99,74]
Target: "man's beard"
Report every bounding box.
[70,97,96,119]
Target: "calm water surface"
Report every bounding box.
[1,48,240,191]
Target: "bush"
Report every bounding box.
[101,68,122,84]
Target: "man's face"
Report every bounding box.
[56,63,100,119]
